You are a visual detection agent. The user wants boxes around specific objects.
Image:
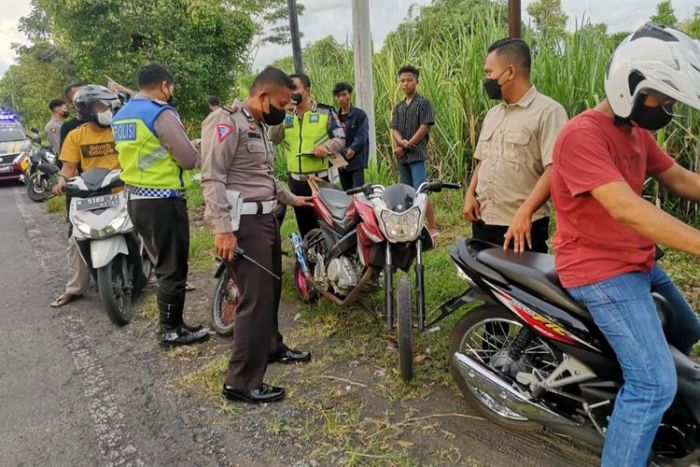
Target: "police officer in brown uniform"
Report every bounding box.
[201,67,312,403]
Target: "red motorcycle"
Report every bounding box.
[291,178,461,380]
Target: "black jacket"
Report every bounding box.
[337,106,369,172]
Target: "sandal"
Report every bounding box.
[50,293,83,308]
[185,282,196,292]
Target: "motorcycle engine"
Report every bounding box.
[326,257,360,294]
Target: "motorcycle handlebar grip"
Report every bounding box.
[346,184,369,195]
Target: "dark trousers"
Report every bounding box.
[338,169,365,191]
[288,176,327,238]
[471,217,550,253]
[127,198,189,326]
[224,214,287,390]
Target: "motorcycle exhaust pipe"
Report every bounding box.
[452,352,578,427]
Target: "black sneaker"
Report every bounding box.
[160,326,210,348]
[222,383,285,403]
[269,349,311,364]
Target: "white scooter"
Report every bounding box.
[67,168,151,325]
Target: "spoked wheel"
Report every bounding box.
[449,305,561,430]
[211,266,240,336]
[294,229,321,304]
[97,254,133,326]
[26,173,53,202]
[397,276,414,382]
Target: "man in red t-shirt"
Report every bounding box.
[551,25,700,467]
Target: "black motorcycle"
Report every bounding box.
[448,237,700,464]
[25,128,59,202]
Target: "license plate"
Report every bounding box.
[76,194,120,211]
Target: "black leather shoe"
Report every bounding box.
[222,383,285,403]
[181,322,204,333]
[160,326,210,348]
[269,349,311,364]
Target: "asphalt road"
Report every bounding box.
[0,184,228,466]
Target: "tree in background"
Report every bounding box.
[650,0,678,27]
[0,0,256,130]
[233,0,306,68]
[527,0,568,44]
[679,6,700,38]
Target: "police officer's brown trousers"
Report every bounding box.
[224,213,288,390]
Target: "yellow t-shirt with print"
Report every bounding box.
[60,122,120,171]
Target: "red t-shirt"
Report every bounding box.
[551,110,675,288]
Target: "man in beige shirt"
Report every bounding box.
[463,38,568,253]
[201,66,313,404]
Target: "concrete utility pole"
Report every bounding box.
[287,0,304,73]
[351,0,377,164]
[508,0,522,38]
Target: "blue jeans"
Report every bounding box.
[567,264,700,467]
[398,160,427,190]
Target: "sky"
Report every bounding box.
[0,0,698,76]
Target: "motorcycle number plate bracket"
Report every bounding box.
[76,194,120,211]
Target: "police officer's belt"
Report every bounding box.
[241,200,277,216]
[290,170,328,181]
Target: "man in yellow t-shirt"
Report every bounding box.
[50,85,122,308]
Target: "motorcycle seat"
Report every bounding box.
[318,188,352,220]
[670,347,700,381]
[476,247,590,319]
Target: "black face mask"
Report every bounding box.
[61,110,69,118]
[630,101,673,131]
[262,97,286,125]
[291,93,303,105]
[482,68,509,100]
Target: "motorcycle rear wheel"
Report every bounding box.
[211,266,239,336]
[449,305,561,431]
[97,254,132,326]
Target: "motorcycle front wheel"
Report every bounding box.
[26,172,53,202]
[397,276,414,382]
[449,305,561,431]
[97,254,133,326]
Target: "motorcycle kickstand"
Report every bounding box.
[357,300,380,324]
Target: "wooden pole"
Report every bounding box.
[508,0,522,38]
[287,0,304,73]
[351,0,377,163]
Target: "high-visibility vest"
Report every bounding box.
[281,106,332,174]
[111,98,191,190]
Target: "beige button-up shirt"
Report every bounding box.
[474,86,568,226]
[201,100,297,234]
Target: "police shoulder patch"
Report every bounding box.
[216,123,235,142]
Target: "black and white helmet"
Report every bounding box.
[605,24,700,119]
[73,85,121,124]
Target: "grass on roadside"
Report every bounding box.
[45,196,66,215]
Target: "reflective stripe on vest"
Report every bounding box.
[282,109,331,174]
[111,99,191,190]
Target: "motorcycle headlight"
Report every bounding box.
[379,206,421,242]
[71,201,130,239]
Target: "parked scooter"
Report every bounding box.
[25,128,59,202]
[66,168,151,325]
[448,237,700,464]
[290,178,461,380]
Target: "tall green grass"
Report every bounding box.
[271,2,700,223]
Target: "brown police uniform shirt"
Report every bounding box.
[474,86,568,226]
[44,117,63,154]
[201,100,297,234]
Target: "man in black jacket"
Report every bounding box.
[333,82,369,190]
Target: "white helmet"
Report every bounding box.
[605,24,700,119]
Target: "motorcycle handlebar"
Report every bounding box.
[346,184,370,195]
